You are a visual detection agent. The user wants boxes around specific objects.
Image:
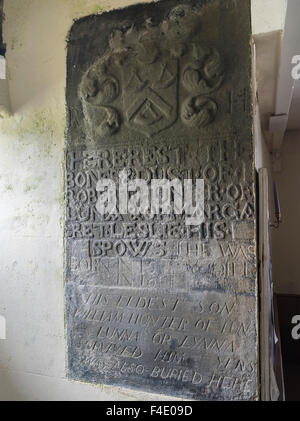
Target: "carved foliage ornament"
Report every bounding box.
[79,5,225,140]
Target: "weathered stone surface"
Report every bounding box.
[65,0,258,400]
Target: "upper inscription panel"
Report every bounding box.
[66,0,257,400]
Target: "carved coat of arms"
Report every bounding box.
[79,5,224,141]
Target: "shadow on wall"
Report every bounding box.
[253,30,282,134]
[0,367,24,401]
[0,318,21,400]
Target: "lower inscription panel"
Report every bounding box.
[67,286,256,400]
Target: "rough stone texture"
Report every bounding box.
[66,0,258,400]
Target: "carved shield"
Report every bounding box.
[121,54,178,137]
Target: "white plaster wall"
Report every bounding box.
[0,0,283,401]
[0,0,183,401]
[251,0,287,35]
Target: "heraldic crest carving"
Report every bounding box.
[79,5,225,141]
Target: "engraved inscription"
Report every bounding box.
[66,0,257,401]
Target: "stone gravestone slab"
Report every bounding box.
[66,0,258,400]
